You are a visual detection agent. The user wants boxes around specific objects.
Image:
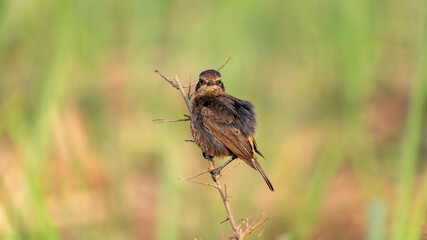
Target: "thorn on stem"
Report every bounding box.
[221,217,230,224]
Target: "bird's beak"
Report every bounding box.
[207,80,214,86]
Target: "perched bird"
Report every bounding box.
[190,69,274,191]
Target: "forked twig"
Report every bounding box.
[241,213,270,238]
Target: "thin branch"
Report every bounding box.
[217,57,232,71]
[188,75,192,98]
[153,114,192,123]
[218,163,240,178]
[174,75,192,113]
[247,217,270,235]
[154,70,192,113]
[256,223,266,238]
[152,118,190,123]
[155,70,178,89]
[178,169,212,180]
[208,157,240,238]
[240,217,250,229]
[178,178,219,189]
[251,214,262,227]
[241,213,270,238]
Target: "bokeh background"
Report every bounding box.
[0,0,426,239]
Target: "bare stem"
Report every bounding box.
[219,163,240,178]
[155,70,179,89]
[217,57,232,71]
[188,75,193,98]
[208,158,240,238]
[152,118,190,123]
[178,169,212,180]
[174,75,192,113]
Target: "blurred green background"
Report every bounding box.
[0,0,426,239]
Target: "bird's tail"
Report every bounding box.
[252,159,274,191]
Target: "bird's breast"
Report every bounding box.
[190,109,230,157]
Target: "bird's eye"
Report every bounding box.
[218,80,222,84]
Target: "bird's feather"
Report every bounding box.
[201,95,258,168]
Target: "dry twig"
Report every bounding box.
[217,57,232,71]
[218,163,240,178]
[154,70,269,239]
[152,118,190,123]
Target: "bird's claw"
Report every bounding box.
[209,168,221,182]
[203,152,213,160]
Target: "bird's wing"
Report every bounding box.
[201,100,257,168]
[202,96,274,191]
[232,98,264,158]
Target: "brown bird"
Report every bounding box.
[190,69,274,191]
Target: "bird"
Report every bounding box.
[190,69,274,191]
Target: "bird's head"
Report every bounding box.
[195,69,225,95]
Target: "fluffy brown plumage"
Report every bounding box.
[190,69,274,191]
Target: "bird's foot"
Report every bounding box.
[209,168,221,182]
[208,156,237,182]
[203,152,213,160]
